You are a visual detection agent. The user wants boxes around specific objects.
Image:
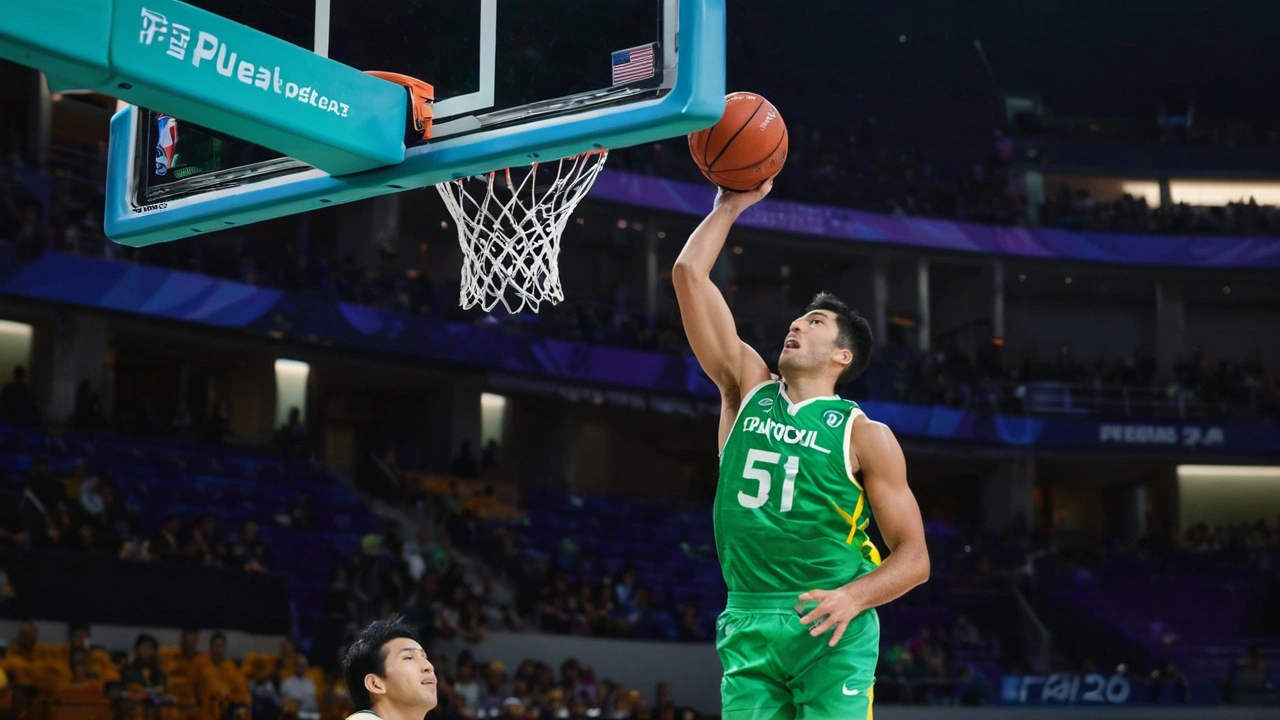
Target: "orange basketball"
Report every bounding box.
[688,92,788,191]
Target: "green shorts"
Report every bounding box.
[716,592,879,720]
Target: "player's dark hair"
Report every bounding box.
[806,291,873,383]
[342,616,421,711]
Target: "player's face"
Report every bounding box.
[375,641,437,712]
[778,310,841,375]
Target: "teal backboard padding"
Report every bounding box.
[109,0,408,174]
[0,0,113,88]
[103,0,726,248]
[0,0,409,176]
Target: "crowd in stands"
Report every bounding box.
[0,366,1274,714]
[0,430,278,573]
[5,148,1279,426]
[1178,519,1280,571]
[0,617,708,720]
[428,654,701,720]
[615,118,1280,237]
[0,417,708,718]
[1027,513,1280,702]
[853,341,1280,420]
[1039,189,1280,236]
[615,126,1026,227]
[1,92,1279,714]
[0,621,354,720]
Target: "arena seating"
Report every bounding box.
[0,422,384,638]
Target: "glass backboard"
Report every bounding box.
[105,0,724,247]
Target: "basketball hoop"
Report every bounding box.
[436,150,608,314]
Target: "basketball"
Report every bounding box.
[688,92,788,191]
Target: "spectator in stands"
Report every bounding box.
[120,633,167,694]
[151,516,184,562]
[677,603,704,642]
[17,456,61,548]
[119,534,151,561]
[951,614,982,650]
[68,645,99,682]
[1149,662,1190,704]
[46,501,72,548]
[475,661,512,717]
[279,654,320,720]
[502,695,528,719]
[185,516,222,567]
[481,440,502,475]
[560,659,595,707]
[276,406,309,462]
[953,663,989,706]
[313,567,356,673]
[195,631,250,718]
[401,572,439,647]
[94,483,140,540]
[159,628,204,682]
[272,637,301,680]
[458,596,489,645]
[77,470,105,520]
[451,656,481,716]
[68,521,97,553]
[905,627,933,665]
[9,620,39,662]
[614,568,637,611]
[0,365,41,427]
[1234,645,1269,690]
[285,491,314,532]
[226,520,269,573]
[401,525,434,582]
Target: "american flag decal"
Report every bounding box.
[611,43,657,85]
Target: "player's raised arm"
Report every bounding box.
[672,183,774,398]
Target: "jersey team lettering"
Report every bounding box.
[741,415,833,454]
[139,8,352,118]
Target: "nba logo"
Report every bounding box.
[155,114,178,176]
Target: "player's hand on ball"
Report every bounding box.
[713,179,774,214]
[798,586,865,647]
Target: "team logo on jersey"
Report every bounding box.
[758,397,774,407]
[823,410,845,428]
[741,416,832,454]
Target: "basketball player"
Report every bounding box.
[673,180,930,719]
[341,617,437,720]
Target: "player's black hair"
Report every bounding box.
[342,616,421,711]
[805,291,873,383]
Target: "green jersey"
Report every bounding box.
[715,380,881,593]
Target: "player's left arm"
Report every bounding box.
[799,417,930,646]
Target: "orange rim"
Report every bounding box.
[365,71,434,142]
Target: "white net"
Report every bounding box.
[435,150,608,314]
